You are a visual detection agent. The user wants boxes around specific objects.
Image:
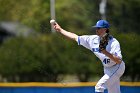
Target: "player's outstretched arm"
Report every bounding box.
[50,20,78,41]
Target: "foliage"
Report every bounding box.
[116,33,140,81]
[107,0,140,34]
[0,0,50,32]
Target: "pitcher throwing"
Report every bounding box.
[51,19,125,93]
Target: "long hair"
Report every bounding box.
[106,29,109,33]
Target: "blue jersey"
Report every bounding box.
[77,35,123,67]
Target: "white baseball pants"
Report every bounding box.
[95,61,125,93]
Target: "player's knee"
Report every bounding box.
[95,84,104,93]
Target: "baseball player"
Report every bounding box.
[51,20,125,93]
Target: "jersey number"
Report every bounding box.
[103,58,110,64]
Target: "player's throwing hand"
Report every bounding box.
[50,19,62,32]
[54,23,62,32]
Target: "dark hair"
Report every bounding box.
[106,29,109,33]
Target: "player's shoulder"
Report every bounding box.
[80,35,98,37]
[109,36,120,45]
[79,35,98,40]
[83,35,99,39]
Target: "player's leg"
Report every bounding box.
[106,62,125,93]
[95,74,120,93]
[106,75,120,93]
[108,79,120,93]
[95,74,109,93]
[95,62,125,93]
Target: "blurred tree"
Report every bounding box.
[107,0,140,34]
[0,35,61,82]
[55,0,99,33]
[0,0,51,33]
[117,33,140,81]
[0,0,140,34]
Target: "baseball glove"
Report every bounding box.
[99,33,109,52]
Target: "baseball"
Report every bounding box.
[50,19,56,24]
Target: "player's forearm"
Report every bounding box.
[51,21,78,41]
[59,29,78,41]
[102,50,122,64]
